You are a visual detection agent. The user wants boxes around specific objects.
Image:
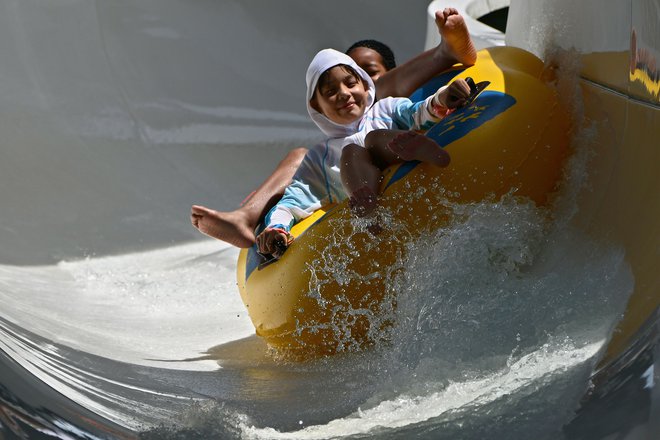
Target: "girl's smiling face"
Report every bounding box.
[311,65,369,125]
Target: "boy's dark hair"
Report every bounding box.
[346,39,396,70]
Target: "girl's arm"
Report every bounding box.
[257,150,328,257]
[428,79,471,116]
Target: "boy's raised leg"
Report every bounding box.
[434,8,477,68]
[373,8,476,99]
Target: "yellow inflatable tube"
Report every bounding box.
[237,47,571,358]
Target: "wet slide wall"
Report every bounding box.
[504,0,659,366]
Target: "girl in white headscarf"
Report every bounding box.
[257,48,470,258]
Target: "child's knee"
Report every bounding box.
[341,143,366,162]
[364,130,379,144]
[364,129,389,145]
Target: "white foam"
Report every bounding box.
[241,341,603,439]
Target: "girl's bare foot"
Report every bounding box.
[435,8,477,67]
[190,205,256,248]
[387,132,450,167]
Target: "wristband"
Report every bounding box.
[431,101,453,119]
[430,91,454,119]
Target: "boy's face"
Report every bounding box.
[348,47,388,81]
[311,66,369,125]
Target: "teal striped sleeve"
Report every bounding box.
[391,94,444,131]
[263,144,329,231]
[263,178,323,232]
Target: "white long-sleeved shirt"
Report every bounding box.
[264,94,442,231]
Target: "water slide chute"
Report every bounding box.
[0,0,658,436]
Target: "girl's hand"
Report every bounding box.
[433,79,472,110]
[256,227,294,259]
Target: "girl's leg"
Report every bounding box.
[363,130,408,167]
[340,144,382,217]
[386,132,450,167]
[365,130,450,169]
[339,131,450,218]
[191,147,307,248]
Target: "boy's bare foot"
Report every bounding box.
[387,132,450,167]
[349,186,379,218]
[190,205,256,248]
[435,8,477,67]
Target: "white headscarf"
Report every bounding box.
[305,48,376,139]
